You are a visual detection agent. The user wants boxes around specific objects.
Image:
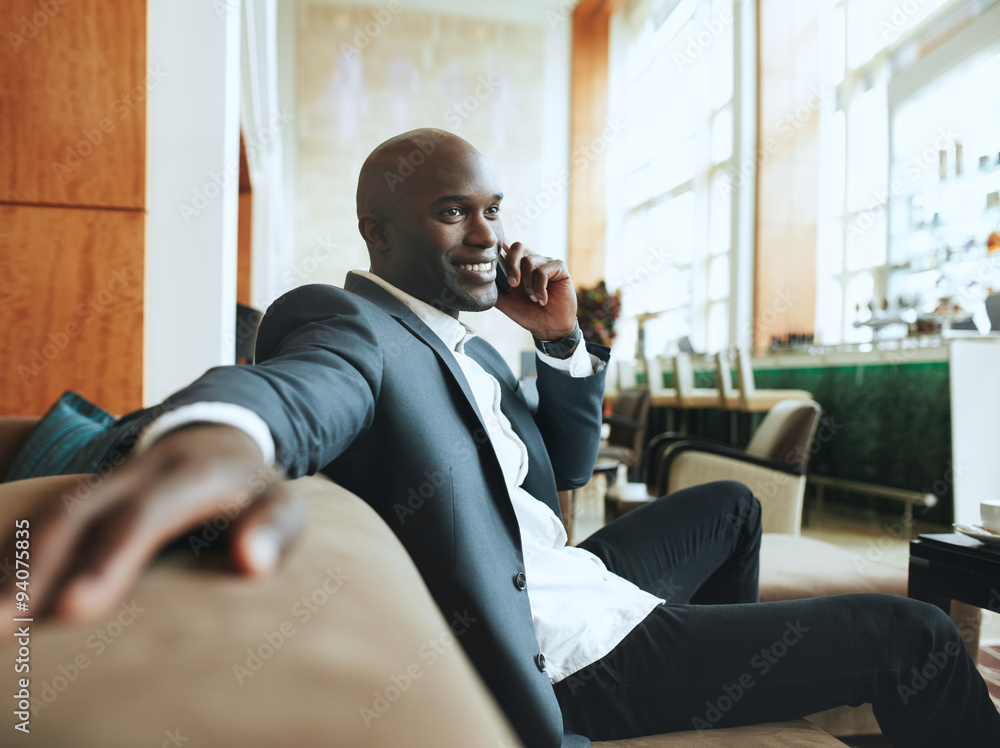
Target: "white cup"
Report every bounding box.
[980,501,1000,534]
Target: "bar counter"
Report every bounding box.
[623,336,1000,527]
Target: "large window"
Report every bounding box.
[814,0,990,345]
[606,0,748,363]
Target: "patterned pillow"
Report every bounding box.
[4,391,133,481]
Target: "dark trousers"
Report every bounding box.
[553,481,1000,747]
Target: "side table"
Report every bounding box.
[909,532,1000,662]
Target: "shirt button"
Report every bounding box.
[513,572,527,591]
[535,653,547,672]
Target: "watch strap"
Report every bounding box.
[533,323,583,358]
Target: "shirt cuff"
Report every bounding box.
[536,341,607,378]
[135,402,276,466]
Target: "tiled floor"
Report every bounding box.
[801,502,935,568]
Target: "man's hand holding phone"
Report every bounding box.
[493,241,579,345]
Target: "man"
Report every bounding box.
[3,129,998,747]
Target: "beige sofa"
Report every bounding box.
[0,420,849,747]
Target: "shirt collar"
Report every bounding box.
[353,270,477,354]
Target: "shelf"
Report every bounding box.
[889,162,1000,200]
[894,206,1000,238]
[889,249,1000,274]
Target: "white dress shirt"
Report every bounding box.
[138,272,663,683]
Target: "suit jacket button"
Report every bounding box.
[513,572,527,591]
[535,653,546,672]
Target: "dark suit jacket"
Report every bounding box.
[163,273,609,748]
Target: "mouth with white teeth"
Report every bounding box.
[453,260,496,281]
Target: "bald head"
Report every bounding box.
[354,129,505,316]
[356,128,485,220]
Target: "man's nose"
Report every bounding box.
[465,215,498,248]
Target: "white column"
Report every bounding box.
[144,0,242,405]
[246,0,295,311]
[949,339,1000,526]
[731,0,757,352]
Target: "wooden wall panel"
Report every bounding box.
[237,134,252,306]
[568,0,626,286]
[237,191,253,306]
[754,0,819,352]
[0,205,144,416]
[0,0,146,208]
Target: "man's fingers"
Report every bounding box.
[528,260,571,307]
[0,425,278,628]
[53,477,292,621]
[531,266,549,306]
[229,483,305,576]
[503,241,524,288]
[516,251,542,301]
[0,510,83,629]
[0,466,146,624]
[50,503,158,622]
[50,466,266,621]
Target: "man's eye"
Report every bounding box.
[443,207,462,217]
[486,206,501,215]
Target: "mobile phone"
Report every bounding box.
[496,252,512,295]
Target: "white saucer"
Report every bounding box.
[953,524,1000,547]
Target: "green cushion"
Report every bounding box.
[4,391,118,482]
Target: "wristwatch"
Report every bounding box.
[533,323,583,358]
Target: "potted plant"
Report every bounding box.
[576,280,622,348]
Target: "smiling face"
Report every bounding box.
[358,132,505,316]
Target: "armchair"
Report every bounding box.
[597,387,651,470]
[606,399,821,532]
[653,399,821,534]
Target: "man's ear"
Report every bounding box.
[358,213,388,250]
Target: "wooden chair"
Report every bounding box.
[597,387,651,470]
[717,347,812,444]
[715,350,739,410]
[734,346,813,412]
[673,352,721,409]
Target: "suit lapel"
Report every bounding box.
[343,273,557,535]
[344,273,527,538]
[343,273,488,431]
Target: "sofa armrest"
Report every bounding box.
[642,432,703,489]
[658,441,804,490]
[603,415,644,430]
[0,417,40,480]
[0,474,522,747]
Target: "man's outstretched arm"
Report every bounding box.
[0,286,385,630]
